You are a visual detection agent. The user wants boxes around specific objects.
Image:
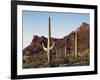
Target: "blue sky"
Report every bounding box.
[23,11,89,48]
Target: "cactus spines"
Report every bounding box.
[75,31,78,59]
[42,17,55,66]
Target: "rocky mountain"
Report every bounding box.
[23,22,89,56]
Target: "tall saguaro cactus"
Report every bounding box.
[42,17,55,66]
[64,38,67,59]
[75,31,78,59]
[64,44,67,59]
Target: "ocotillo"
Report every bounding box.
[42,17,55,66]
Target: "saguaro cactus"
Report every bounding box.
[42,17,55,66]
[75,31,78,59]
[64,44,67,59]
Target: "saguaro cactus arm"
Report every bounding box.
[50,42,55,50]
[42,42,55,51]
[42,43,47,51]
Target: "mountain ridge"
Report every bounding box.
[23,22,89,56]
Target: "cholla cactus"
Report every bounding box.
[42,17,55,66]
